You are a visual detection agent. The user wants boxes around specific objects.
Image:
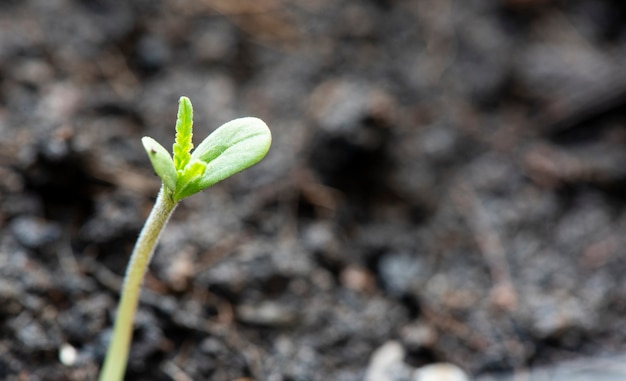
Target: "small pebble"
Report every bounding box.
[59,343,78,366]
[414,363,470,381]
[236,302,298,327]
[364,341,412,381]
[10,216,61,249]
[378,252,421,296]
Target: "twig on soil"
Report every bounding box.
[451,182,518,311]
[161,361,194,381]
[56,235,80,275]
[199,0,301,46]
[421,303,489,352]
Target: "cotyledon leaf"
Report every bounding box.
[141,136,177,192]
[191,117,270,164]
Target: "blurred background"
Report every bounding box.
[1,1,626,380]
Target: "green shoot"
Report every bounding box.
[172,96,194,171]
[98,96,271,381]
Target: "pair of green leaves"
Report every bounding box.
[142,97,271,202]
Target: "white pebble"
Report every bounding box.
[365,341,411,381]
[414,363,470,381]
[59,343,78,366]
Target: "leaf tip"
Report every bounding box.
[142,136,177,192]
[178,96,192,111]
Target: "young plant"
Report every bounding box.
[98,96,271,381]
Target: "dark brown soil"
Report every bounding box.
[2,1,626,380]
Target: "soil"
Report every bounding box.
[1,1,626,380]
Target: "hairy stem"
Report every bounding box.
[99,187,177,381]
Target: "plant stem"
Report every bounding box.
[99,186,177,381]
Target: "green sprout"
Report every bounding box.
[98,96,271,381]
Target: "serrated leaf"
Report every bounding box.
[172,96,194,171]
[142,136,177,191]
[174,159,207,201]
[191,117,271,190]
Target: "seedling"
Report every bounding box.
[98,96,271,381]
